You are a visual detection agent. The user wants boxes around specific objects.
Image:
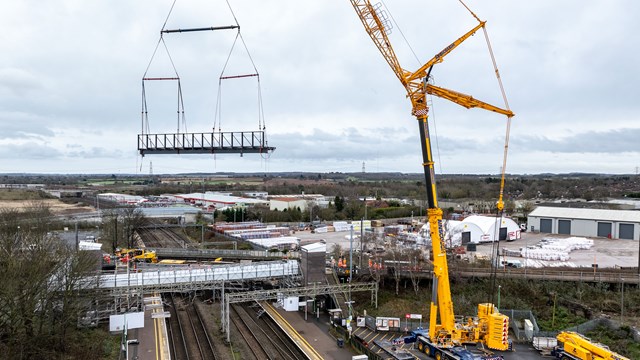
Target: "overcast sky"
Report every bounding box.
[1,1,638,175]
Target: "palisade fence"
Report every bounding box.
[562,317,640,342]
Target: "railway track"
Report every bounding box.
[139,227,188,248]
[165,293,218,360]
[230,302,307,360]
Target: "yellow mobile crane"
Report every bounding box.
[553,332,630,360]
[349,1,514,358]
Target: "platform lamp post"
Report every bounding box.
[497,284,501,312]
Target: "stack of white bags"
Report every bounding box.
[520,237,593,261]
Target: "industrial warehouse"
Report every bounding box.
[528,207,640,240]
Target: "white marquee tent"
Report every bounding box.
[451,215,521,244]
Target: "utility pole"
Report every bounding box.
[75,219,79,252]
[113,213,119,253]
[621,278,625,324]
[349,225,354,320]
[360,217,364,269]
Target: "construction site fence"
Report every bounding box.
[333,323,384,360]
[562,317,640,342]
[502,309,541,341]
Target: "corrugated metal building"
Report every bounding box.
[528,206,640,240]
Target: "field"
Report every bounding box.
[0,199,94,215]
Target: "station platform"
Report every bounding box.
[124,295,357,360]
[262,302,356,360]
[123,294,170,360]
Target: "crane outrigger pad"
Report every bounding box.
[138,130,274,156]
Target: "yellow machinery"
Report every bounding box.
[349,0,513,354]
[554,331,629,360]
[116,248,158,263]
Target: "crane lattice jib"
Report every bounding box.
[350,1,410,87]
[426,84,514,117]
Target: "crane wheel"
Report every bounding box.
[417,343,424,352]
[435,352,443,360]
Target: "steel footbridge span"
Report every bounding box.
[81,260,299,292]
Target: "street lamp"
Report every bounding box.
[497,285,502,311]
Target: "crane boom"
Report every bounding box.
[349,0,513,353]
[425,84,514,117]
[555,332,630,360]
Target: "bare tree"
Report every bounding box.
[101,207,147,251]
[367,232,384,287]
[0,206,100,358]
[405,249,424,296]
[387,247,404,295]
[120,207,147,248]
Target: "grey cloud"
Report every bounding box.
[0,142,62,159]
[269,127,415,161]
[513,128,640,154]
[66,147,125,159]
[0,68,42,97]
[0,112,55,140]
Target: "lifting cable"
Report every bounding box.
[141,0,187,135]
[486,21,514,305]
[459,0,515,305]
[214,0,267,140]
[383,0,443,175]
